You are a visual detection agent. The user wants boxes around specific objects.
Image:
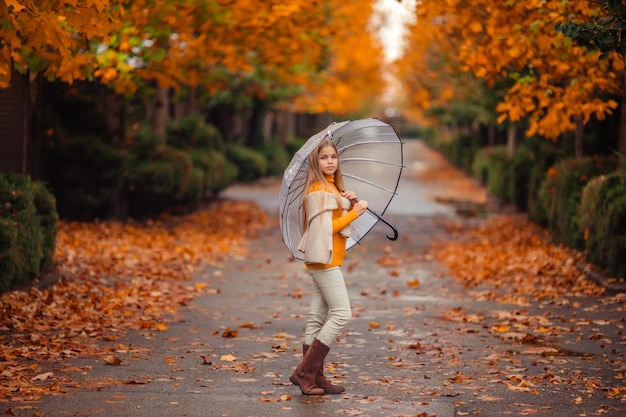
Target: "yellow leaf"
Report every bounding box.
[406,279,420,288]
[221,354,237,362]
[4,0,25,12]
[469,21,482,33]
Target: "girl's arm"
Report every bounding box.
[332,209,360,232]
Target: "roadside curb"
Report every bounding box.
[579,262,626,294]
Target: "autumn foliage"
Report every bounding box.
[431,214,604,305]
[1,0,386,115]
[397,0,624,139]
[0,200,268,401]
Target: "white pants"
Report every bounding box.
[304,266,352,347]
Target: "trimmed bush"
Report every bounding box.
[226,143,269,182]
[126,146,193,217]
[261,139,291,177]
[446,134,481,173]
[167,115,225,151]
[539,156,617,250]
[509,137,562,219]
[32,181,59,271]
[0,174,58,292]
[472,146,511,202]
[44,135,125,219]
[207,151,239,194]
[526,141,560,226]
[580,173,626,280]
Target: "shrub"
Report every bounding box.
[226,143,269,182]
[526,140,560,226]
[126,146,193,217]
[0,174,57,292]
[539,156,617,250]
[206,151,239,194]
[447,134,481,173]
[32,181,59,271]
[509,147,532,212]
[580,173,626,280]
[472,146,511,202]
[167,115,225,151]
[511,137,561,217]
[44,135,125,219]
[261,139,291,177]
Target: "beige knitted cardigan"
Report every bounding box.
[297,190,353,264]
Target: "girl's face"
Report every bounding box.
[317,145,338,176]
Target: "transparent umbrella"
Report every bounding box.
[279,118,404,260]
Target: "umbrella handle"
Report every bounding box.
[367,208,399,241]
[352,198,398,241]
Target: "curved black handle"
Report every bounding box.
[367,208,398,241]
[352,198,399,241]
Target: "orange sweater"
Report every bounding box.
[306,175,359,270]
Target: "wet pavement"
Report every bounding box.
[5,140,626,417]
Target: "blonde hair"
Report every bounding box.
[301,139,345,232]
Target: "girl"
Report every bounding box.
[290,138,368,395]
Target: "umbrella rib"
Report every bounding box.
[342,173,398,194]
[340,157,405,168]
[337,139,404,149]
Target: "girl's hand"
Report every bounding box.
[353,200,368,215]
[342,191,358,201]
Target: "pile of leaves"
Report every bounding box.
[430,214,604,302]
[0,200,268,402]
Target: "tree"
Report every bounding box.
[555,0,626,157]
[293,0,386,116]
[0,0,119,87]
[398,0,624,157]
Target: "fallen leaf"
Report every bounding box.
[31,372,54,382]
[222,329,239,338]
[103,355,122,365]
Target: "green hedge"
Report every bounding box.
[261,139,291,177]
[226,143,269,182]
[167,115,225,151]
[539,156,617,250]
[580,172,626,280]
[525,141,560,226]
[0,174,58,293]
[472,146,511,202]
[126,145,193,217]
[44,135,126,219]
[445,134,481,173]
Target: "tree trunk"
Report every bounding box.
[618,71,626,169]
[103,87,126,219]
[506,126,516,158]
[574,116,584,159]
[248,98,267,147]
[104,87,123,144]
[488,124,496,147]
[153,86,169,141]
[275,111,295,143]
[188,86,198,115]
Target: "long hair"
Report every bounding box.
[301,138,345,232]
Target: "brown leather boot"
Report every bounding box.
[303,342,345,394]
[289,339,329,395]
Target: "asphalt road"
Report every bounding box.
[6,140,625,417]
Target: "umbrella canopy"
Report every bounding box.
[279,118,404,260]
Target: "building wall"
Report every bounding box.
[0,71,27,175]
